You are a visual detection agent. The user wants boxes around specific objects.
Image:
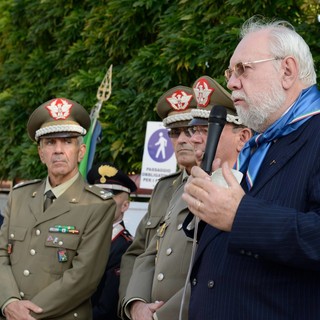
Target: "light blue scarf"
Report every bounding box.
[235,84,320,190]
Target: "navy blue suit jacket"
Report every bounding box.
[188,114,320,320]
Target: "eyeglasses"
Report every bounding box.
[224,57,283,82]
[188,126,208,137]
[167,127,191,138]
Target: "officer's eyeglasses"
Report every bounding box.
[167,127,191,138]
[188,126,208,137]
[224,57,283,82]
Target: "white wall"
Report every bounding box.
[123,201,149,236]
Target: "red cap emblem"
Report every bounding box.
[166,90,193,111]
[45,98,73,120]
[193,79,214,108]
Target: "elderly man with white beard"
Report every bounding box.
[182,16,320,320]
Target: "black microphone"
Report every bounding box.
[200,105,227,174]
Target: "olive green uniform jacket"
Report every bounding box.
[118,170,184,318]
[0,175,116,319]
[123,176,191,320]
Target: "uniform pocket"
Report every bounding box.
[8,226,28,264]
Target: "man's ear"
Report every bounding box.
[237,128,253,152]
[121,199,130,213]
[38,145,45,164]
[78,144,86,163]
[281,56,298,90]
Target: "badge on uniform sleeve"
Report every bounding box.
[57,249,68,262]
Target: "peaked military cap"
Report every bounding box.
[87,162,137,195]
[190,76,242,126]
[27,98,91,142]
[156,86,197,128]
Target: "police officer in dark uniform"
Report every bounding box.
[87,162,137,320]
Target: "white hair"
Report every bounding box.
[240,17,317,86]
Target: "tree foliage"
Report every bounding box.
[0,0,318,180]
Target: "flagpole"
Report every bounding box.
[79,65,113,178]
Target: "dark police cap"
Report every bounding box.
[190,76,242,126]
[87,162,137,194]
[27,98,91,142]
[156,86,197,128]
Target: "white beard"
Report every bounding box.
[233,82,286,132]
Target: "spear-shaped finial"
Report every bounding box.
[97,64,113,103]
[79,65,113,177]
[90,64,113,121]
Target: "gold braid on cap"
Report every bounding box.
[98,165,118,183]
[190,109,243,125]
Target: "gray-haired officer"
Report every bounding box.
[87,162,137,320]
[122,78,247,320]
[189,75,247,166]
[119,86,197,320]
[181,76,252,319]
[0,98,116,320]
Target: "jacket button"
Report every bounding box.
[177,223,183,230]
[192,278,197,286]
[23,270,30,276]
[208,280,215,288]
[157,273,164,281]
[166,248,172,255]
[73,313,78,317]
[36,230,41,236]
[30,249,36,256]
[20,292,25,298]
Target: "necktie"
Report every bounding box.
[44,190,56,211]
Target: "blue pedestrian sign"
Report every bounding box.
[148,129,174,162]
[141,122,177,189]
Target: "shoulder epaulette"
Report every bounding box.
[85,184,113,200]
[121,229,134,242]
[13,179,42,190]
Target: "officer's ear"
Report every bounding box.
[78,143,86,163]
[38,142,46,164]
[236,127,253,152]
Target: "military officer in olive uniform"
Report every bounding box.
[87,162,137,320]
[120,86,198,320]
[0,98,116,320]
[122,79,237,320]
[119,86,198,319]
